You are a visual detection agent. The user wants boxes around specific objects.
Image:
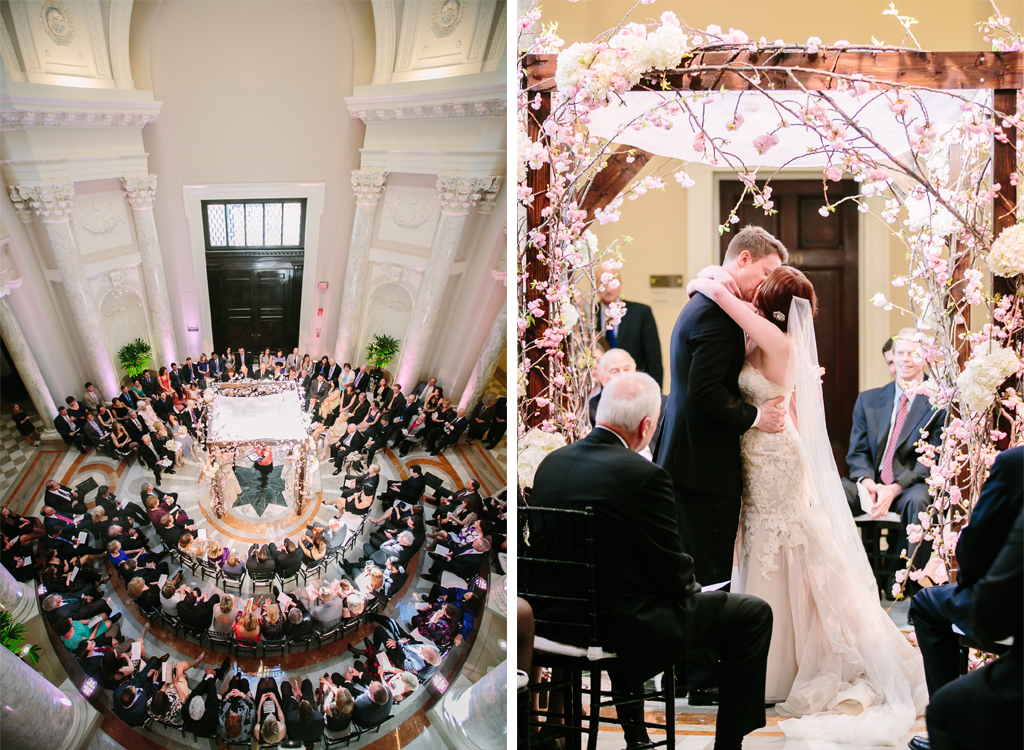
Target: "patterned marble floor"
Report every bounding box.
[4,434,507,750]
[0,406,44,498]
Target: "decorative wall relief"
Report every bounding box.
[378,187,440,247]
[70,191,132,254]
[431,0,465,38]
[39,1,74,47]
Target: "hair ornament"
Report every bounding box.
[773,311,786,322]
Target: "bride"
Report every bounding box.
[687,265,927,744]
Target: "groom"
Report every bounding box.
[656,225,789,586]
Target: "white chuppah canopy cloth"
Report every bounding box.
[585,89,988,168]
[208,391,308,444]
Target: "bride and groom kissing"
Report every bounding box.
[528,225,931,749]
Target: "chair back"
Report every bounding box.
[518,505,600,648]
[221,568,246,594]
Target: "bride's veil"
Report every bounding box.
[787,296,878,598]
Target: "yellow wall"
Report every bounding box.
[534,0,1020,391]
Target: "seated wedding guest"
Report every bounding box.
[42,591,113,624]
[218,672,256,744]
[282,675,324,743]
[127,576,162,609]
[156,512,192,549]
[357,614,443,683]
[352,364,371,392]
[466,395,497,443]
[272,537,305,578]
[363,417,393,463]
[79,381,102,415]
[843,329,945,594]
[130,379,147,403]
[109,421,138,462]
[160,573,186,615]
[413,376,438,403]
[208,352,223,377]
[145,494,188,527]
[11,404,41,447]
[182,657,232,737]
[114,655,166,727]
[118,385,138,410]
[110,396,130,423]
[410,603,462,653]
[909,446,1022,750]
[301,584,346,632]
[54,612,122,651]
[331,424,368,474]
[349,392,371,426]
[54,405,87,453]
[212,594,239,633]
[96,484,149,528]
[319,680,354,734]
[234,605,262,645]
[351,680,392,728]
[252,676,286,746]
[221,549,246,577]
[261,600,285,641]
[529,372,773,750]
[280,592,316,639]
[177,589,222,631]
[377,464,426,508]
[95,404,114,431]
[246,544,276,577]
[917,508,1022,750]
[420,537,490,584]
[138,433,175,485]
[310,516,348,553]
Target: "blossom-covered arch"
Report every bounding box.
[517,2,1023,594]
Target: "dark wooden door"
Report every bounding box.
[207,257,302,354]
[720,179,859,473]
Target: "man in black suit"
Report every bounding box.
[168,363,183,392]
[183,660,232,737]
[96,485,149,528]
[81,413,112,454]
[589,348,666,458]
[246,544,277,577]
[363,417,391,464]
[909,447,1022,709]
[179,401,202,438]
[430,408,468,455]
[138,434,175,485]
[140,370,159,396]
[351,682,393,728]
[306,372,330,409]
[340,465,381,500]
[181,357,199,383]
[323,358,342,385]
[177,589,221,631]
[44,479,88,515]
[533,372,773,750]
[54,406,87,453]
[364,613,443,682]
[331,424,367,474]
[352,365,371,392]
[917,506,1022,750]
[483,396,507,449]
[597,279,663,387]
[412,376,438,403]
[421,537,489,583]
[430,478,480,507]
[378,464,427,508]
[42,592,112,623]
[113,656,164,727]
[124,409,150,442]
[282,677,324,742]
[655,226,788,586]
[350,392,371,425]
[271,539,304,579]
[843,329,945,582]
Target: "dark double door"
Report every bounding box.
[720,179,859,474]
[206,255,303,355]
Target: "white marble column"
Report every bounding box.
[122,175,179,368]
[0,561,37,624]
[0,639,100,750]
[435,661,508,750]
[396,176,503,389]
[10,185,120,399]
[334,171,388,365]
[0,281,58,435]
[459,299,507,414]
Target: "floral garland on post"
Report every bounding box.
[517,0,1023,595]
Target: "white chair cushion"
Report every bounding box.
[533,635,617,661]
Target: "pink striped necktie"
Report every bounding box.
[880,394,909,485]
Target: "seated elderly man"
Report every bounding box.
[528,372,773,750]
[42,592,112,623]
[299,584,347,632]
[354,614,443,684]
[588,348,666,458]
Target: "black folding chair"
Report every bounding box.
[251,569,276,595]
[301,556,329,587]
[520,505,675,750]
[220,568,246,595]
[208,629,233,653]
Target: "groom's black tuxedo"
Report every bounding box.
[655,292,758,584]
[529,427,773,744]
[842,380,945,569]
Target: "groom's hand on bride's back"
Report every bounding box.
[755,395,787,433]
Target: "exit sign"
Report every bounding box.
[318,282,328,290]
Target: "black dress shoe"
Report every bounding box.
[908,736,930,750]
[108,612,122,625]
[332,469,341,476]
[421,573,440,583]
[686,688,719,706]
[273,585,281,599]
[166,469,176,475]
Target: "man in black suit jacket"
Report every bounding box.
[138,434,175,485]
[168,364,183,392]
[177,589,221,631]
[430,409,468,455]
[421,537,489,583]
[843,329,945,578]
[351,681,392,728]
[124,410,150,442]
[331,425,367,474]
[588,349,667,457]
[378,465,427,508]
[341,466,381,499]
[113,656,164,727]
[271,539,304,578]
[306,373,330,408]
[181,357,199,383]
[597,281,663,387]
[352,365,371,392]
[44,480,88,515]
[246,544,277,577]
[532,373,773,749]
[54,406,87,453]
[140,371,159,396]
[909,447,1022,706]
[919,506,1022,750]
[655,228,787,586]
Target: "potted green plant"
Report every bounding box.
[364,334,401,386]
[1,610,42,666]
[117,337,153,383]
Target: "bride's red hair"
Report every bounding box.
[754,266,818,332]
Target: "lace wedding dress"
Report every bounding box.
[732,309,928,745]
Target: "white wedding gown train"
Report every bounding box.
[733,361,928,746]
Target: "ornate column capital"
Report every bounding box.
[7,187,37,223]
[10,185,75,223]
[476,176,504,215]
[351,171,389,206]
[121,174,158,210]
[436,176,504,215]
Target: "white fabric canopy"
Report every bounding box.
[208,391,308,444]
[585,89,987,167]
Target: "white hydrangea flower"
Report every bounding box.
[988,224,1024,278]
[905,193,959,237]
[518,427,568,489]
[555,42,598,93]
[956,346,1023,413]
[646,15,689,70]
[560,303,580,329]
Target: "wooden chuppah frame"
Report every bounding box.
[521,50,1022,429]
